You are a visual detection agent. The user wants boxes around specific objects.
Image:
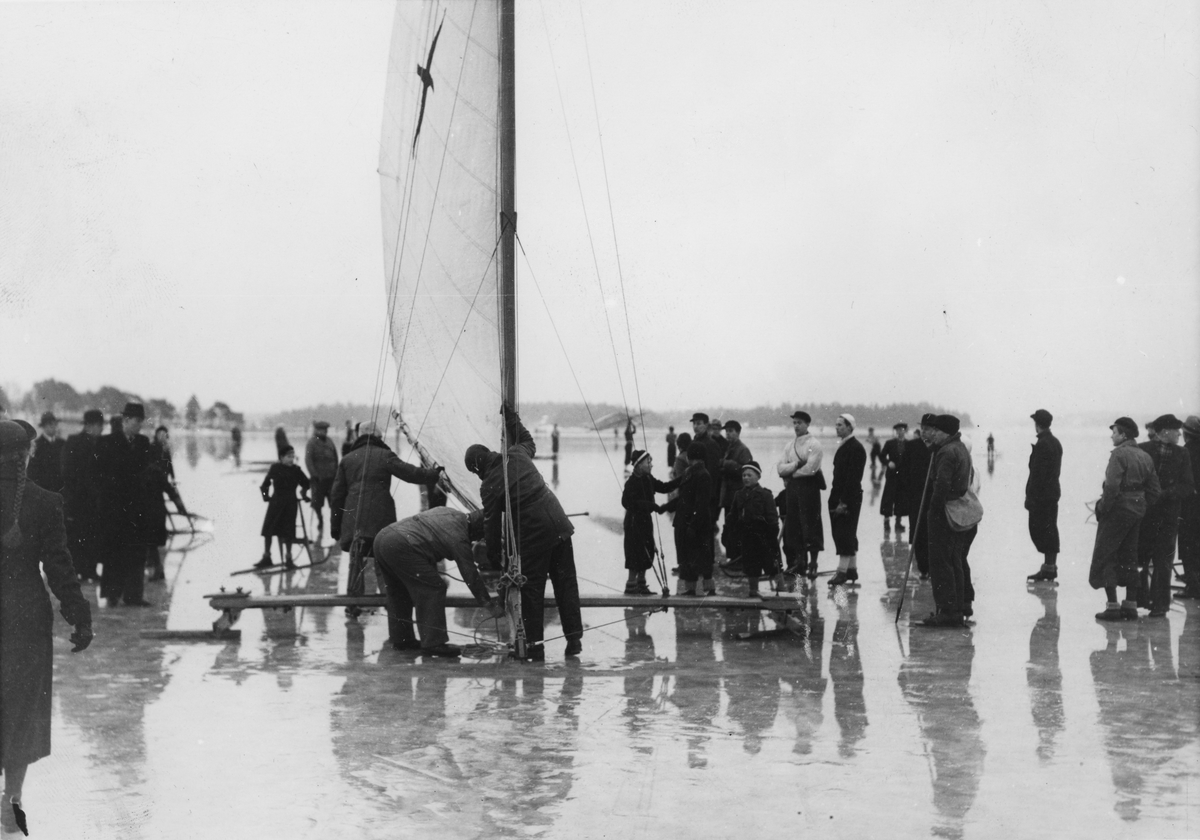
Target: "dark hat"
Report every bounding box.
[467,509,485,541]
[920,413,938,427]
[1110,417,1138,438]
[686,442,707,459]
[83,409,104,425]
[1152,413,1182,431]
[788,410,811,424]
[313,420,330,430]
[465,443,491,474]
[892,422,908,430]
[723,420,741,433]
[931,414,960,435]
[39,411,58,427]
[1184,415,1200,436]
[690,412,709,423]
[1031,409,1053,427]
[742,460,762,477]
[122,402,146,419]
[631,448,649,467]
[279,445,295,457]
[0,420,35,462]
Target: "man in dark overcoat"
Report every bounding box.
[1135,414,1195,616]
[919,415,974,627]
[60,409,106,581]
[879,423,908,534]
[95,402,156,607]
[26,412,64,493]
[330,420,441,608]
[1178,415,1200,599]
[465,405,582,659]
[1025,409,1064,583]
[827,413,867,587]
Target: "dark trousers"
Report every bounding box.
[68,531,101,580]
[740,533,778,579]
[100,543,146,604]
[521,538,583,647]
[830,494,862,556]
[1136,509,1178,611]
[1088,509,1141,591]
[783,477,823,562]
[373,529,452,649]
[674,525,713,583]
[720,504,739,560]
[1180,504,1200,591]
[927,513,968,614]
[1027,502,1060,556]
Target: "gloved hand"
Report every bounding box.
[70,624,94,653]
[261,491,270,502]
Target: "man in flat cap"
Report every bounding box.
[331,419,442,616]
[776,410,825,578]
[1178,415,1200,599]
[1135,414,1194,616]
[61,409,106,581]
[879,422,909,536]
[95,403,155,607]
[917,414,976,627]
[304,420,339,539]
[1025,409,1063,583]
[827,414,866,587]
[26,411,65,493]
[1089,417,1159,621]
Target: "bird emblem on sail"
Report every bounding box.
[412,13,445,151]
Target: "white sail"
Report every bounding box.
[380,1,503,509]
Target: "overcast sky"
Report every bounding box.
[2,0,1197,429]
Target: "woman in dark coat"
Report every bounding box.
[621,449,683,595]
[257,446,309,569]
[1,420,93,836]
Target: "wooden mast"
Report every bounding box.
[499,0,517,406]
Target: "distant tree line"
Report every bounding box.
[263,403,381,432]
[9,379,243,429]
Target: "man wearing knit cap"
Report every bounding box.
[776,410,825,578]
[828,414,866,587]
[1089,417,1160,621]
[1025,409,1063,583]
[1135,413,1194,616]
[621,448,684,594]
[728,460,779,597]
[1178,415,1200,599]
[917,414,975,627]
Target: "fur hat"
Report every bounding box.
[465,444,491,475]
[931,414,960,435]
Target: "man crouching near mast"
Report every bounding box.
[465,404,583,660]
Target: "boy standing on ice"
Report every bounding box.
[621,449,683,595]
[729,461,779,597]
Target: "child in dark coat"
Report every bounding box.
[257,446,310,569]
[730,461,780,596]
[621,449,684,595]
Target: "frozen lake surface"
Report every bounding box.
[29,425,1200,838]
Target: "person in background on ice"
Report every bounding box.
[776,410,825,579]
[828,414,867,588]
[1089,417,1160,622]
[372,507,503,658]
[256,445,310,570]
[1177,415,1200,600]
[0,419,93,839]
[623,418,636,467]
[149,425,175,484]
[986,433,995,457]
[865,427,881,479]
[662,441,715,596]
[304,420,339,538]
[718,420,753,569]
[61,409,105,582]
[1025,409,1063,583]
[273,425,291,458]
[465,404,582,659]
[26,412,64,494]
[918,414,974,628]
[95,403,155,608]
[621,449,684,595]
[342,420,356,456]
[551,424,560,458]
[145,455,188,582]
[879,423,907,536]
[729,460,779,598]
[665,425,677,467]
[1135,414,1194,617]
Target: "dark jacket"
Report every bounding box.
[1025,430,1062,508]
[719,438,754,508]
[261,463,310,541]
[479,413,574,568]
[330,436,438,550]
[305,435,339,481]
[61,431,103,537]
[731,483,779,542]
[95,431,155,545]
[1138,440,1195,516]
[1096,440,1159,519]
[828,436,867,510]
[149,440,175,483]
[901,438,933,516]
[928,434,972,516]
[27,435,65,493]
[662,461,712,535]
[622,471,682,564]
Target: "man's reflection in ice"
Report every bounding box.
[1026,587,1063,762]
[829,592,867,758]
[724,671,781,756]
[622,608,659,744]
[897,629,985,840]
[185,434,200,469]
[669,610,721,769]
[1091,616,1198,824]
[783,590,826,756]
